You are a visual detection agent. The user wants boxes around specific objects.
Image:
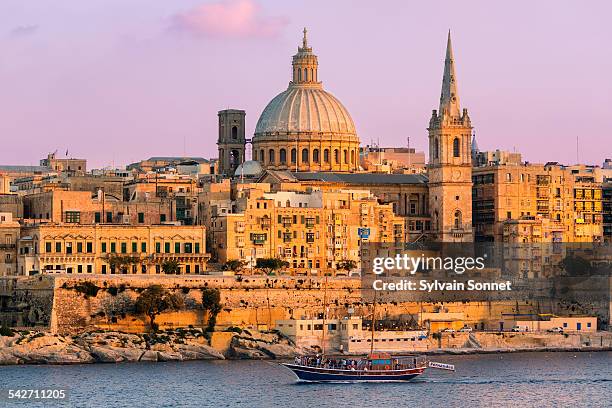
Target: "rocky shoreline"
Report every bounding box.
[1,329,610,365]
[0,329,300,365]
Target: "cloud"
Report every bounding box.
[9,25,39,38]
[170,0,288,39]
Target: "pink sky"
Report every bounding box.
[0,0,610,168]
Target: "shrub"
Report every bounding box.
[0,325,14,336]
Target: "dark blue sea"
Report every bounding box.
[1,352,610,407]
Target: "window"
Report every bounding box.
[334,149,339,163]
[86,242,93,253]
[77,265,83,273]
[141,242,147,253]
[301,148,309,163]
[453,137,460,157]
[66,243,72,254]
[65,211,80,223]
[175,243,181,253]
[110,242,116,253]
[132,242,137,253]
[164,243,170,253]
[55,242,62,253]
[94,212,101,223]
[87,265,92,273]
[454,210,462,229]
[279,149,287,163]
[156,242,161,253]
[291,148,296,163]
[101,265,107,274]
[195,243,200,253]
[343,149,348,163]
[101,242,107,253]
[185,243,193,253]
[324,149,329,163]
[106,212,113,223]
[269,149,275,164]
[138,212,144,223]
[231,126,238,140]
[77,242,83,253]
[160,214,167,222]
[350,150,355,164]
[45,242,52,253]
[313,149,319,163]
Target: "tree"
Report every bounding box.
[135,285,184,332]
[256,258,289,275]
[201,288,222,332]
[222,259,246,273]
[105,255,140,274]
[336,259,358,273]
[161,259,181,275]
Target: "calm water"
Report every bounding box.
[1,352,610,408]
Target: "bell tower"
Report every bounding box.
[217,109,246,176]
[428,31,473,242]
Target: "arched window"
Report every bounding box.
[343,149,348,164]
[231,126,238,140]
[313,149,319,163]
[334,149,339,164]
[291,148,297,163]
[350,150,355,164]
[434,138,439,159]
[279,149,287,164]
[311,68,314,82]
[302,148,309,163]
[304,68,308,81]
[454,210,462,229]
[219,148,224,165]
[260,150,264,163]
[453,137,460,157]
[324,149,330,163]
[269,149,275,164]
[298,69,302,81]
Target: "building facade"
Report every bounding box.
[17,224,208,276]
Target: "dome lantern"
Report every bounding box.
[291,27,320,86]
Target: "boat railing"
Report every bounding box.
[294,357,426,371]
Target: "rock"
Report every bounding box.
[175,344,225,360]
[230,346,269,359]
[157,351,183,362]
[139,350,158,362]
[257,343,297,359]
[0,350,21,365]
[89,346,141,363]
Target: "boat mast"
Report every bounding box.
[370,289,377,355]
[321,275,328,356]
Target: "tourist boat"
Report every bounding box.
[281,353,428,383]
[281,279,453,383]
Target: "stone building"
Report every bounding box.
[40,152,86,175]
[207,184,404,275]
[17,224,209,276]
[252,29,360,173]
[23,190,174,225]
[0,213,19,276]
[473,162,603,242]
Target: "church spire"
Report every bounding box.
[439,30,461,117]
[302,27,308,48]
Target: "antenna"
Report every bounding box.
[407,136,411,170]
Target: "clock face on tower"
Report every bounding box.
[452,170,462,181]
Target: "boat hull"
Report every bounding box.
[281,363,426,383]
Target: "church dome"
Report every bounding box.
[234,160,263,178]
[255,86,356,135]
[251,29,360,173]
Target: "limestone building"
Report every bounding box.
[206,184,404,275]
[0,213,19,276]
[427,32,473,242]
[252,29,360,173]
[17,224,209,276]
